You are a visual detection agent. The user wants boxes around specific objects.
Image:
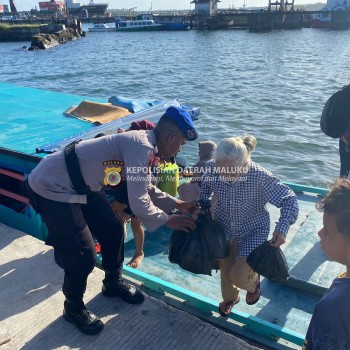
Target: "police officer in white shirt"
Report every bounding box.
[25,106,200,335]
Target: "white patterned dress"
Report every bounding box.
[199,160,299,259]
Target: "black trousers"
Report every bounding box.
[26,182,125,300]
[339,138,350,177]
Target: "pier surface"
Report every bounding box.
[0,224,261,350]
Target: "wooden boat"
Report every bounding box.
[0,82,343,350]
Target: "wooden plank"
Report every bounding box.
[0,188,29,204]
[0,167,25,181]
[0,147,41,164]
[284,182,327,196]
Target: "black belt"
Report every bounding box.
[64,140,91,195]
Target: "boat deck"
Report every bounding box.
[0,81,180,155]
[0,82,105,156]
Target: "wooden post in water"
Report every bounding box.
[272,11,284,29]
[283,0,302,29]
[249,11,273,32]
[284,11,303,29]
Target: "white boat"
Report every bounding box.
[88,23,116,32]
[115,19,165,31]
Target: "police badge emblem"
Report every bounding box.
[104,167,122,187]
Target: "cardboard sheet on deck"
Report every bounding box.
[64,100,131,124]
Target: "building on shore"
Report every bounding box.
[66,0,108,16]
[0,4,10,13]
[39,0,65,14]
[37,0,108,16]
[191,0,220,16]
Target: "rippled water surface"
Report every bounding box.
[1,26,350,187]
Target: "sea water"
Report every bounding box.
[1,26,350,187]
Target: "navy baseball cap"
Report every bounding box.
[164,106,198,141]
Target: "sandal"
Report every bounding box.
[246,282,261,305]
[218,296,240,317]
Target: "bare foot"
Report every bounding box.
[126,252,144,269]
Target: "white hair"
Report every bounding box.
[215,135,257,167]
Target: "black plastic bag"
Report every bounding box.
[168,229,188,264]
[169,227,212,275]
[194,199,229,260]
[246,241,289,281]
[199,214,229,260]
[179,229,212,275]
[169,213,229,275]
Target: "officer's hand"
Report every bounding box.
[175,200,201,220]
[270,231,285,247]
[166,214,196,233]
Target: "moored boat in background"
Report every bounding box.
[312,0,350,28]
[66,0,108,16]
[152,14,192,30]
[88,23,116,32]
[115,19,165,31]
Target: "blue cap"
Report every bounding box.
[164,106,198,141]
